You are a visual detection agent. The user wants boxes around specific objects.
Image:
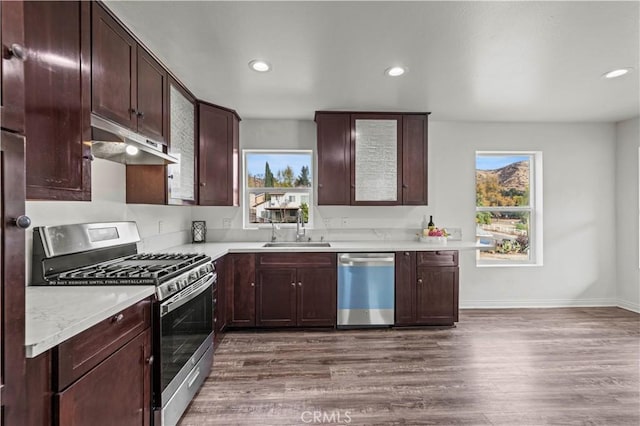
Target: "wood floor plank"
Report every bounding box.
[179,307,639,425]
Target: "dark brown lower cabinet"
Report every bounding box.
[256,253,336,327]
[56,329,151,426]
[395,251,459,326]
[25,299,152,426]
[213,255,226,349]
[227,253,256,327]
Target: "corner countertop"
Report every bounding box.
[160,240,490,259]
[25,285,155,358]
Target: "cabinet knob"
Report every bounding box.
[404,251,410,256]
[146,355,154,365]
[8,43,26,61]
[291,282,296,287]
[298,282,302,287]
[130,108,137,116]
[13,215,31,229]
[136,111,145,118]
[417,278,423,284]
[200,182,206,187]
[112,313,124,323]
[83,154,94,161]
[250,282,255,287]
[402,184,408,189]
[318,184,323,188]
[168,174,174,179]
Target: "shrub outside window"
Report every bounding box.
[476,152,542,266]
[244,150,313,228]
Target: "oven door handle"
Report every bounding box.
[160,273,214,317]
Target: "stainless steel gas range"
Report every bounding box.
[31,222,214,426]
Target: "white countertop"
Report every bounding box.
[25,285,155,358]
[161,240,490,259]
[25,239,487,358]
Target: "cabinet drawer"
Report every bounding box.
[257,252,336,268]
[417,251,458,267]
[54,298,151,390]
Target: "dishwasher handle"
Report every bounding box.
[338,253,395,266]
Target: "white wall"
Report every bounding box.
[196,118,618,308]
[615,117,640,312]
[25,159,193,284]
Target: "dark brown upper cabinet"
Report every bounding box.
[24,0,91,201]
[92,2,167,143]
[198,101,240,206]
[315,111,429,206]
[1,0,25,134]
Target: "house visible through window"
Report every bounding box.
[476,152,542,265]
[244,150,313,227]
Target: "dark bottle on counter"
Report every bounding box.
[427,215,435,229]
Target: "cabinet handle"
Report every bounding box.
[13,215,31,229]
[136,111,145,118]
[402,184,408,189]
[83,154,94,161]
[250,282,255,287]
[130,108,137,116]
[146,355,154,365]
[200,182,206,187]
[291,282,295,287]
[213,298,217,303]
[318,184,323,188]
[8,43,26,61]
[112,313,124,323]
[417,278,423,284]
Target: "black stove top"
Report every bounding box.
[54,252,210,286]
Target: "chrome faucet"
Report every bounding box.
[269,219,278,242]
[295,208,306,242]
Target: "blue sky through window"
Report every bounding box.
[246,153,311,178]
[476,155,529,170]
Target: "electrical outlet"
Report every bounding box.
[341,217,348,227]
[445,227,462,240]
[323,218,331,229]
[158,220,164,234]
[222,218,232,229]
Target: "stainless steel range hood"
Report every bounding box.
[90,114,178,165]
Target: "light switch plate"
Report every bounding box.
[222,218,232,229]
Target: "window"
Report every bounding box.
[476,152,542,266]
[244,150,313,228]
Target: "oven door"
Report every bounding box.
[157,271,214,404]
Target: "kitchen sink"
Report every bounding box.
[262,242,331,248]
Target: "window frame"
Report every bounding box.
[476,151,543,267]
[242,149,314,229]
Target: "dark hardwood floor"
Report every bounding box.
[180,308,640,425]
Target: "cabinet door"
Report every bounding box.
[402,114,428,205]
[136,46,167,142]
[24,0,91,201]
[416,266,459,325]
[350,114,403,206]
[256,268,297,327]
[167,79,196,205]
[56,329,151,426]
[0,0,25,134]
[198,102,239,206]
[315,113,351,205]
[1,131,28,425]
[394,251,416,325]
[91,2,137,130]
[297,267,336,326]
[227,254,255,327]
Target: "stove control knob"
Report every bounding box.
[189,272,198,281]
[167,283,176,293]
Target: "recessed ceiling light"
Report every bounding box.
[385,66,406,77]
[125,144,139,156]
[602,68,632,79]
[249,59,271,72]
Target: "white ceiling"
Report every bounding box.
[105,1,639,122]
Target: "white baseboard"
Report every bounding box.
[616,299,640,313]
[460,298,617,309]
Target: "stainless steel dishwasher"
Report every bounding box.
[337,253,395,327]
